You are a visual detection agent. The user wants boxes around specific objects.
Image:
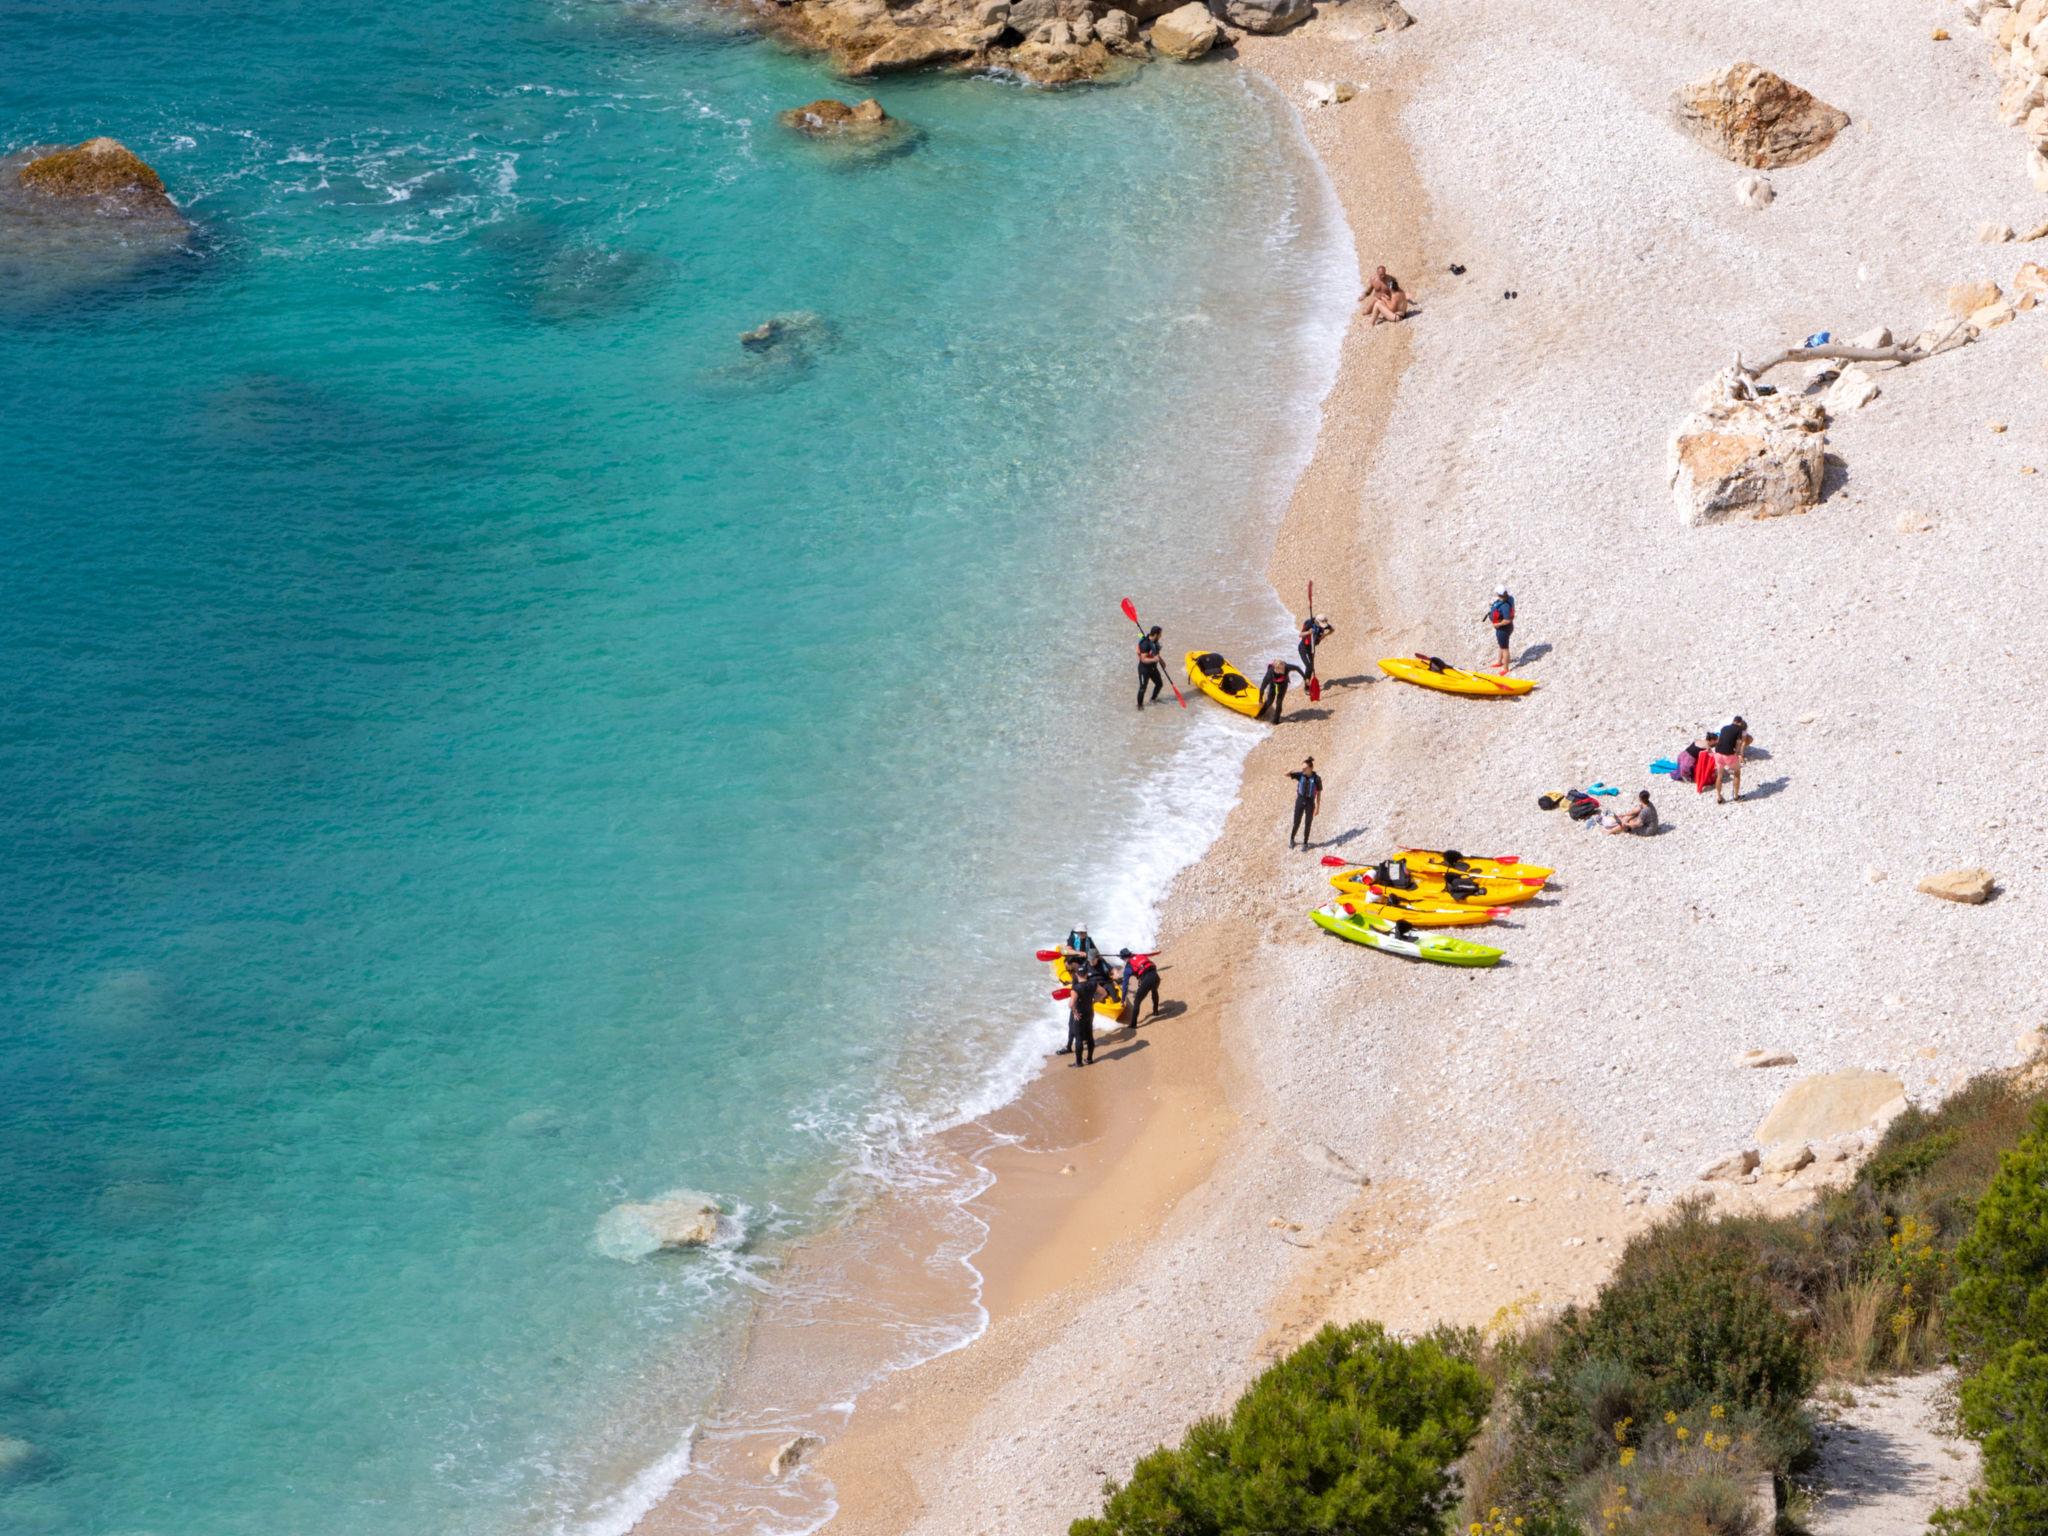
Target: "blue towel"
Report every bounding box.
[1650,758,1678,776]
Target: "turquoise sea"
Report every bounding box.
[0,3,1351,1532]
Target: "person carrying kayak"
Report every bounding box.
[1257,659,1307,723]
[1136,625,1165,710]
[1286,756,1323,850]
[1482,585,1515,674]
[1065,970,1098,1067]
[1297,614,1334,681]
[1117,947,1161,1024]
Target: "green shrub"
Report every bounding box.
[1947,1102,2048,1366]
[1071,1323,1490,1536]
[1935,1339,2048,1534]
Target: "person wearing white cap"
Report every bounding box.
[1482,584,1515,675]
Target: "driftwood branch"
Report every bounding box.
[1735,317,1971,380]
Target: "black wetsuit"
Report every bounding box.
[1067,975,1098,1065]
[1136,634,1164,709]
[1298,619,1332,679]
[1258,663,1304,723]
[1121,957,1161,1021]
[1288,769,1322,848]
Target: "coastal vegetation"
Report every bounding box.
[1074,1060,2048,1534]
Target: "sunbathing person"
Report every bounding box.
[1360,264,1411,325]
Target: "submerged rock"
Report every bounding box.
[594,1191,733,1260]
[779,97,897,138]
[768,1433,822,1477]
[0,137,197,310]
[1672,63,1849,169]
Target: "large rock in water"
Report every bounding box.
[594,1191,729,1260]
[1668,368,1828,525]
[778,98,898,138]
[1672,63,1850,168]
[1151,0,1223,57]
[1756,1070,1906,1146]
[1208,0,1310,34]
[17,136,183,219]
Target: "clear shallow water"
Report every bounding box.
[0,4,1351,1532]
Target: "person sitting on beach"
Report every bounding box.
[1606,789,1659,836]
[1360,265,1410,326]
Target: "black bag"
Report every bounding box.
[1537,792,1563,811]
[1566,789,1599,822]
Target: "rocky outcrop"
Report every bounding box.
[762,0,1139,84]
[16,136,183,220]
[1963,0,2048,188]
[1671,63,1849,168]
[1151,1,1223,59]
[1352,0,1414,33]
[1698,1148,1760,1182]
[1917,867,1997,903]
[1668,368,1829,525]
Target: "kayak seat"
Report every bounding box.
[1192,652,1225,677]
[1219,675,1248,695]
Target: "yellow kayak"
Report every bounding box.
[1050,954,1127,1021]
[1396,848,1555,883]
[1379,656,1537,697]
[1334,895,1507,928]
[1185,650,1262,718]
[1328,862,1545,906]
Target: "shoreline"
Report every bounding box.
[647,0,2048,1527]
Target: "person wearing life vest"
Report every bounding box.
[1482,585,1515,674]
[1257,659,1306,723]
[1117,947,1161,1024]
[1297,615,1334,681]
[1136,625,1165,710]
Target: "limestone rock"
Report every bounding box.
[1949,278,2003,316]
[1825,366,1879,412]
[1151,1,1222,58]
[1699,1148,1760,1181]
[1352,0,1414,32]
[1669,369,1828,525]
[778,98,901,139]
[17,136,182,220]
[1304,79,1358,107]
[1093,8,1143,53]
[594,1191,730,1260]
[1672,63,1849,169]
[1757,1070,1907,1145]
[1762,1142,1816,1179]
[1304,1141,1368,1185]
[2032,147,2048,193]
[1735,173,1775,208]
[1972,299,2018,329]
[2000,70,2048,128]
[1739,1049,1800,1068]
[2016,261,2048,302]
[1208,0,1310,35]
[1917,867,1997,903]
[845,24,988,76]
[768,1433,822,1478]
[1004,33,1116,84]
[1980,221,2018,243]
[1850,326,1893,349]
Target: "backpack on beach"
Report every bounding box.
[1565,789,1599,822]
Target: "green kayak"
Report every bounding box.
[1309,902,1503,968]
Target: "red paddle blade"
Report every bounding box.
[1319,855,1351,867]
[1050,988,1072,1001]
[1120,597,1139,626]
[1306,675,1322,703]
[1489,908,1508,919]
[1034,949,1060,961]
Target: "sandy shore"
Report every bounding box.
[643,2,2048,1529]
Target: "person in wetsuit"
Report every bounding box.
[1257,660,1306,723]
[1298,615,1334,681]
[1287,757,1323,850]
[1066,969,1098,1066]
[1117,947,1161,1024]
[1136,625,1165,710]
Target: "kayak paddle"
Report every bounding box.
[1121,597,1187,709]
[1305,580,1322,703]
[1051,988,1071,1001]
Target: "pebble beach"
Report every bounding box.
[778,1,2048,1529]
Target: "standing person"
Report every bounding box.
[1066,969,1098,1067]
[1287,756,1323,849]
[1117,948,1161,1025]
[1713,716,1751,804]
[1136,625,1165,710]
[1482,585,1515,674]
[1257,659,1305,723]
[1297,614,1334,681]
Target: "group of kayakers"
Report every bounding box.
[1055,925,1161,1067]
